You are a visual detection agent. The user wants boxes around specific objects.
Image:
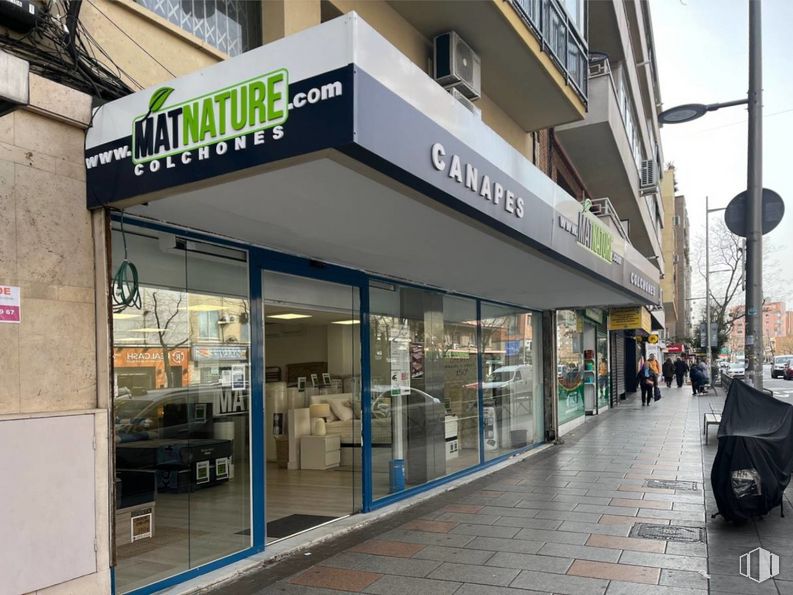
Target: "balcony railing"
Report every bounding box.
[590,197,631,244]
[511,0,588,103]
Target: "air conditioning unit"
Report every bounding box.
[448,87,481,119]
[640,160,659,192]
[434,31,481,100]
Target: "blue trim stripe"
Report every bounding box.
[249,256,266,548]
[369,441,546,511]
[359,283,373,513]
[476,300,486,465]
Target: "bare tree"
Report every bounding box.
[692,219,779,356]
[150,290,189,388]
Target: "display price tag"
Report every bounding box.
[0,286,20,323]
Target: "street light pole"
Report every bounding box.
[745,0,763,388]
[706,196,711,369]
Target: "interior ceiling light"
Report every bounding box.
[188,304,225,311]
[113,312,142,319]
[331,320,360,325]
[266,313,312,320]
[130,327,168,332]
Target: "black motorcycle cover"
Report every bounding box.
[711,379,793,521]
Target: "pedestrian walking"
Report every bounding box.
[662,356,674,388]
[674,356,688,388]
[636,361,657,406]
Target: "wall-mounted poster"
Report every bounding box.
[297,376,306,391]
[390,338,411,397]
[130,508,153,542]
[322,372,331,385]
[310,373,319,387]
[410,342,424,379]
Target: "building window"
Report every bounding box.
[197,310,220,340]
[136,0,262,56]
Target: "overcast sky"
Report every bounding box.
[651,0,793,315]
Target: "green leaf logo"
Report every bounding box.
[148,87,174,114]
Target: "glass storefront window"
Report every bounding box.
[557,310,584,424]
[480,304,543,461]
[370,284,480,499]
[112,223,251,593]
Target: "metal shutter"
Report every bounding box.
[610,332,625,405]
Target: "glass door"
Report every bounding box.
[261,271,361,541]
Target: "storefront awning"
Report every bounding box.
[85,13,660,311]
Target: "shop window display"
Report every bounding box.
[480,305,543,460]
[370,284,480,499]
[111,224,251,593]
[557,310,585,423]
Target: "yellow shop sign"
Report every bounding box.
[608,307,651,333]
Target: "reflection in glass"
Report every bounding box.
[112,224,250,593]
[370,284,480,500]
[597,333,609,409]
[556,310,584,423]
[480,304,542,461]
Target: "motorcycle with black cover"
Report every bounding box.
[711,379,793,522]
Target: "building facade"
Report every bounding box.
[0,1,664,594]
[660,166,690,343]
[729,301,787,357]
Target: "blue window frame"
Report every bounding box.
[110,213,546,594]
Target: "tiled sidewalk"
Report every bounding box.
[214,384,793,595]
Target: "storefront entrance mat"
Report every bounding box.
[644,479,699,491]
[630,523,706,543]
[262,514,338,539]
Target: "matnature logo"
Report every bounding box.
[131,68,289,165]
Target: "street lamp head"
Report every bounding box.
[658,103,708,124]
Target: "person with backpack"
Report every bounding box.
[690,360,704,396]
[636,360,657,406]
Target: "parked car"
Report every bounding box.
[727,363,746,380]
[772,355,793,379]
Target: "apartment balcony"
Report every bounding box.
[555,60,660,261]
[387,0,587,130]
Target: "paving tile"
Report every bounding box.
[514,527,589,544]
[509,569,608,595]
[442,504,483,514]
[362,574,461,595]
[289,566,383,592]
[605,580,707,594]
[454,584,547,595]
[435,512,500,525]
[413,544,495,565]
[576,504,639,516]
[486,551,573,574]
[553,494,613,506]
[567,559,659,584]
[319,552,441,578]
[450,523,520,538]
[612,498,672,510]
[480,505,540,518]
[427,562,520,586]
[586,533,666,553]
[514,499,578,511]
[538,542,621,562]
[618,551,708,572]
[348,539,426,558]
[266,583,363,594]
[671,502,706,512]
[708,573,779,594]
[659,568,709,590]
[533,510,602,523]
[599,514,669,525]
[558,521,632,536]
[636,509,706,523]
[400,519,457,533]
[493,516,566,530]
[379,529,475,548]
[664,541,707,557]
[464,536,545,555]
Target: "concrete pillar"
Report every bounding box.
[542,310,558,442]
[263,0,322,44]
